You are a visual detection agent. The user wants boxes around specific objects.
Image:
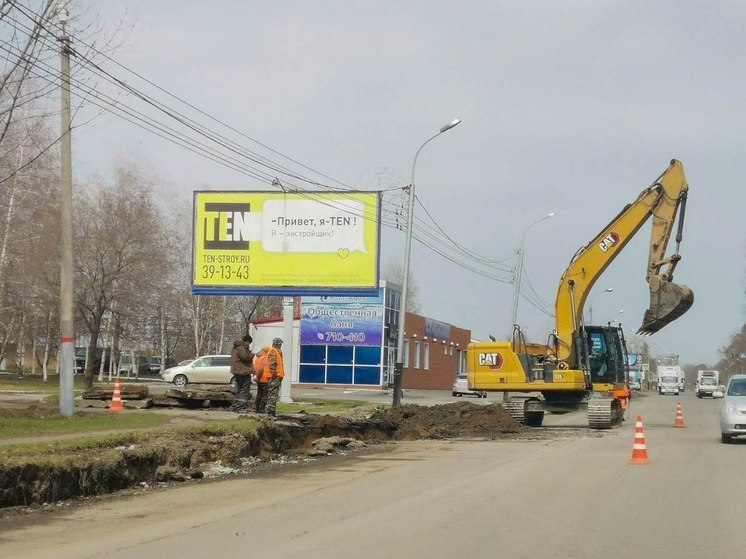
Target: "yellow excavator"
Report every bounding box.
[467,160,694,428]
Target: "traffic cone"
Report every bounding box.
[674,401,686,428]
[109,375,124,412]
[629,415,651,465]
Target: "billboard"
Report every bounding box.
[192,191,381,295]
[300,290,384,346]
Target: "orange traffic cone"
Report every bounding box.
[109,376,124,412]
[629,415,651,465]
[674,401,686,428]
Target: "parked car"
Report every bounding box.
[161,355,234,387]
[148,356,176,375]
[628,380,641,391]
[452,373,487,398]
[74,346,110,375]
[720,374,746,443]
[118,354,149,377]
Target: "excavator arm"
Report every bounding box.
[554,159,693,363]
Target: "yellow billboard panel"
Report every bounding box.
[192,191,381,295]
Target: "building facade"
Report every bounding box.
[250,282,471,391]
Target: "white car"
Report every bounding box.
[720,374,746,443]
[696,377,719,398]
[452,373,487,398]
[161,355,234,387]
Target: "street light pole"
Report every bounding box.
[511,212,554,329]
[393,118,461,408]
[587,287,613,324]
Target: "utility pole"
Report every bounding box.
[58,3,74,416]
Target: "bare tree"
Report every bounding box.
[73,165,168,389]
[382,258,421,313]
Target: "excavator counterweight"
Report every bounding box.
[638,278,694,335]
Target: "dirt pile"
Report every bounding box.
[370,401,523,439]
[0,402,522,510]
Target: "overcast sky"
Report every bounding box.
[71,1,746,365]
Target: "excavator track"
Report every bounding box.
[503,397,529,424]
[587,397,623,429]
[502,396,545,427]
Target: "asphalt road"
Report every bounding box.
[2,390,742,559]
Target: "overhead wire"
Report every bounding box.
[2,3,527,287]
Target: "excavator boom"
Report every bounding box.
[554,159,693,359]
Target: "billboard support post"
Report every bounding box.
[280,296,294,403]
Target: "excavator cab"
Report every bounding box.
[584,326,627,387]
[639,276,694,335]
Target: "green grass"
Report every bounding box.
[0,373,87,392]
[279,398,375,413]
[0,409,176,439]
[0,418,265,458]
[0,398,370,442]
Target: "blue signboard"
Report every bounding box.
[301,290,384,346]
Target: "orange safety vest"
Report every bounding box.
[267,347,285,379]
[253,354,269,383]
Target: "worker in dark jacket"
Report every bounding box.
[230,334,254,413]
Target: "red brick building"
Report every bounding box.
[400,312,471,390]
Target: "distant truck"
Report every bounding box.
[696,370,721,398]
[657,355,685,391]
[658,364,685,394]
[658,374,680,395]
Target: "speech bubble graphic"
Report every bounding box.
[261,199,367,253]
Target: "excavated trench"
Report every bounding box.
[0,402,523,510]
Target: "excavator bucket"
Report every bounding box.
[638,277,694,335]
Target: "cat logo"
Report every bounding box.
[598,231,621,253]
[478,352,503,369]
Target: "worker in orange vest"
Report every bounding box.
[252,346,271,414]
[265,337,284,417]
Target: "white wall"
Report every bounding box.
[250,319,300,383]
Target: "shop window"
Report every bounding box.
[355,346,381,365]
[328,345,353,365]
[449,345,454,356]
[404,340,410,368]
[299,364,325,384]
[414,341,421,369]
[423,343,430,370]
[327,365,353,384]
[300,345,325,364]
[354,366,380,385]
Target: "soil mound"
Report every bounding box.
[371,401,522,439]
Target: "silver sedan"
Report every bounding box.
[720,374,746,443]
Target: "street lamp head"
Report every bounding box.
[440,118,461,133]
[546,212,555,218]
[606,288,613,293]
